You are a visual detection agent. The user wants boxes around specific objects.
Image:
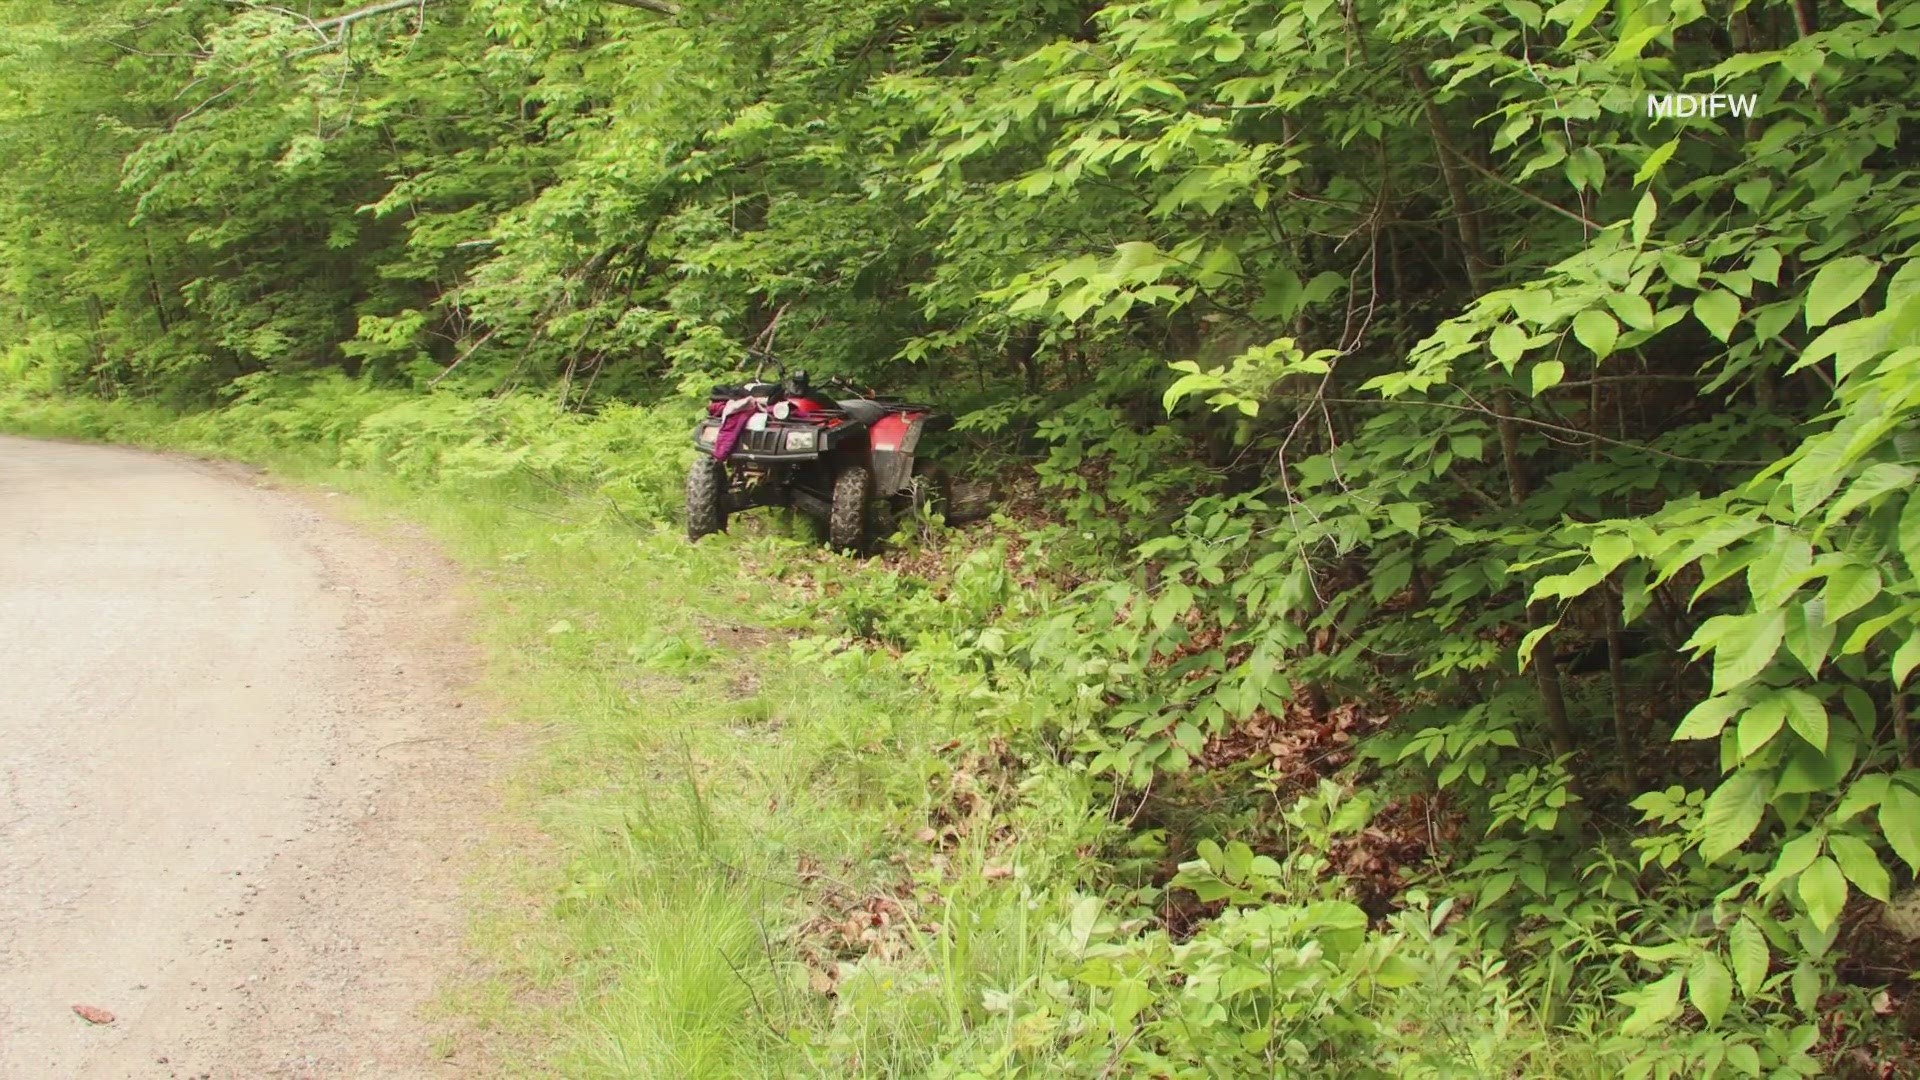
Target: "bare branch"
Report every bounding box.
[224,1,330,39]
[429,326,499,387]
[300,0,680,34]
[600,0,682,14]
[217,0,685,72]
[312,0,436,31]
[1315,396,1770,467]
[172,81,244,127]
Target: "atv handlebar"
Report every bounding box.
[746,348,785,382]
[739,355,880,402]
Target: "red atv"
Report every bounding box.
[687,362,951,552]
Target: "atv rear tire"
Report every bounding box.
[908,461,951,521]
[686,455,728,540]
[828,464,874,553]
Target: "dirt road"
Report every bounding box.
[0,436,507,1079]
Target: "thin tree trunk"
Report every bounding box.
[1897,692,1913,768]
[143,235,172,333]
[1407,63,1488,295]
[1499,409,1576,757]
[1605,599,1636,787]
[1413,58,1575,758]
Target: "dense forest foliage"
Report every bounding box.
[7,0,1920,1073]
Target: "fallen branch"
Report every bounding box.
[428,326,497,387]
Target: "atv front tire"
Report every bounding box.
[686,455,728,540]
[828,464,874,553]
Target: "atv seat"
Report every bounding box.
[837,399,890,425]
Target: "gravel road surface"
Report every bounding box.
[0,436,506,1079]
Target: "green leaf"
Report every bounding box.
[1593,533,1634,574]
[1531,359,1566,395]
[1109,979,1153,1026]
[1662,252,1702,288]
[1796,855,1849,931]
[1152,582,1194,630]
[1565,144,1604,191]
[1728,917,1770,997]
[1606,291,1656,331]
[1490,323,1527,370]
[1693,290,1741,342]
[1008,285,1053,315]
[1828,833,1892,901]
[1782,689,1828,752]
[1620,969,1684,1035]
[1881,783,1920,873]
[1631,191,1658,247]
[1479,870,1518,908]
[1558,0,1609,40]
[1832,774,1890,824]
[1784,49,1825,86]
[1791,964,1823,1015]
[1826,463,1917,524]
[1711,608,1787,695]
[1688,953,1733,1026]
[1674,694,1743,741]
[1844,608,1905,655]
[1701,771,1773,862]
[1573,310,1618,359]
[1533,561,1607,600]
[1822,564,1881,623]
[1518,621,1558,672]
[1734,178,1773,212]
[1760,829,1824,896]
[1776,729,1855,796]
[1747,533,1812,608]
[1893,632,1920,686]
[1634,137,1680,185]
[1222,840,1254,882]
[1901,491,1920,572]
[1387,503,1421,534]
[1610,21,1667,62]
[1785,435,1847,517]
[1301,271,1344,305]
[1794,314,1894,378]
[1804,257,1880,329]
[1737,696,1788,758]
[1784,602,1836,676]
[1890,258,1920,308]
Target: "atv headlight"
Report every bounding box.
[784,428,818,451]
[697,425,718,446]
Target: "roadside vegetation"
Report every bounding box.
[7,0,1920,1074]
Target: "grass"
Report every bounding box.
[285,472,978,1077]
